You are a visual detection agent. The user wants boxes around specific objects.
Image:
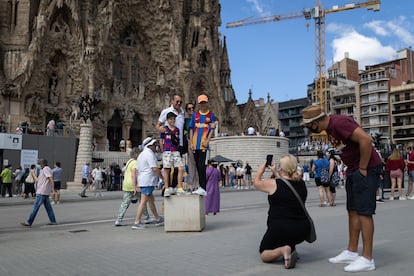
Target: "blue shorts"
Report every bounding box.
[346,165,381,216]
[140,186,155,196]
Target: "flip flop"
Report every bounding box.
[285,250,298,269]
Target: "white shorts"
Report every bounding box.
[162,151,184,168]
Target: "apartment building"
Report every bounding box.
[328,56,360,122]
[278,97,310,151]
[330,77,360,122]
[359,48,414,145]
[390,83,414,147]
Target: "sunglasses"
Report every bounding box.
[175,100,182,104]
[187,107,194,111]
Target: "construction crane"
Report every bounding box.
[226,0,380,114]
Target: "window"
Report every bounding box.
[395,94,400,102]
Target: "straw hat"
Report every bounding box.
[301,105,325,125]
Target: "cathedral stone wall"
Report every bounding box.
[209,136,289,178]
[0,0,242,150]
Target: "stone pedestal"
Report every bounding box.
[164,195,205,232]
[66,123,93,191]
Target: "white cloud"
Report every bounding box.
[364,20,389,36]
[364,16,414,46]
[331,30,395,68]
[246,0,270,17]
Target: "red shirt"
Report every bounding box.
[326,115,382,173]
[385,158,405,171]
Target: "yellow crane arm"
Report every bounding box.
[226,10,311,28]
[226,1,380,28]
[325,1,380,15]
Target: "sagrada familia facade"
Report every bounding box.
[0,0,278,150]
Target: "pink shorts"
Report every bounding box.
[390,169,403,179]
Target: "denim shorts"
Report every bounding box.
[140,186,155,196]
[346,165,381,216]
[408,170,414,183]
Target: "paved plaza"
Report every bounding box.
[0,184,413,276]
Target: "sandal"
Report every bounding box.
[285,250,298,269]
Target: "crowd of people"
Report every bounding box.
[1,161,63,203]
[7,98,414,273]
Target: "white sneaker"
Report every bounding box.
[344,257,375,272]
[410,195,414,200]
[399,196,406,200]
[164,189,171,197]
[51,201,55,205]
[192,187,207,196]
[329,250,359,264]
[389,197,394,201]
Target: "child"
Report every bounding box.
[160,112,185,196]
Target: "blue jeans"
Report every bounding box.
[27,194,56,225]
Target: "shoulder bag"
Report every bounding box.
[25,172,35,183]
[280,178,317,243]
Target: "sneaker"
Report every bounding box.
[79,193,88,198]
[192,187,207,196]
[131,223,145,230]
[47,222,57,225]
[154,217,164,226]
[329,250,359,264]
[20,221,31,227]
[164,189,171,197]
[399,196,406,200]
[176,188,186,195]
[344,257,375,272]
[56,201,60,204]
[376,198,384,203]
[389,197,394,201]
[51,201,56,205]
[143,217,155,224]
[410,195,414,200]
[115,221,124,227]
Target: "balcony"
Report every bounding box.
[392,108,414,115]
[394,133,414,139]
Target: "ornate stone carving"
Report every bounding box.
[1,0,245,147]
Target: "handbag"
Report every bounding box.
[280,178,317,243]
[25,172,35,184]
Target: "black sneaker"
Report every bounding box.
[376,198,384,203]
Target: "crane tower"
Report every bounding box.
[226,0,380,114]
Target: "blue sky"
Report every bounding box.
[219,0,414,104]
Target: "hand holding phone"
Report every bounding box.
[266,154,273,167]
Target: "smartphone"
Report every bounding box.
[266,154,273,167]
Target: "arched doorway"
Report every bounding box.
[129,114,142,148]
[107,110,122,151]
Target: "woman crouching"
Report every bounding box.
[254,154,310,269]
